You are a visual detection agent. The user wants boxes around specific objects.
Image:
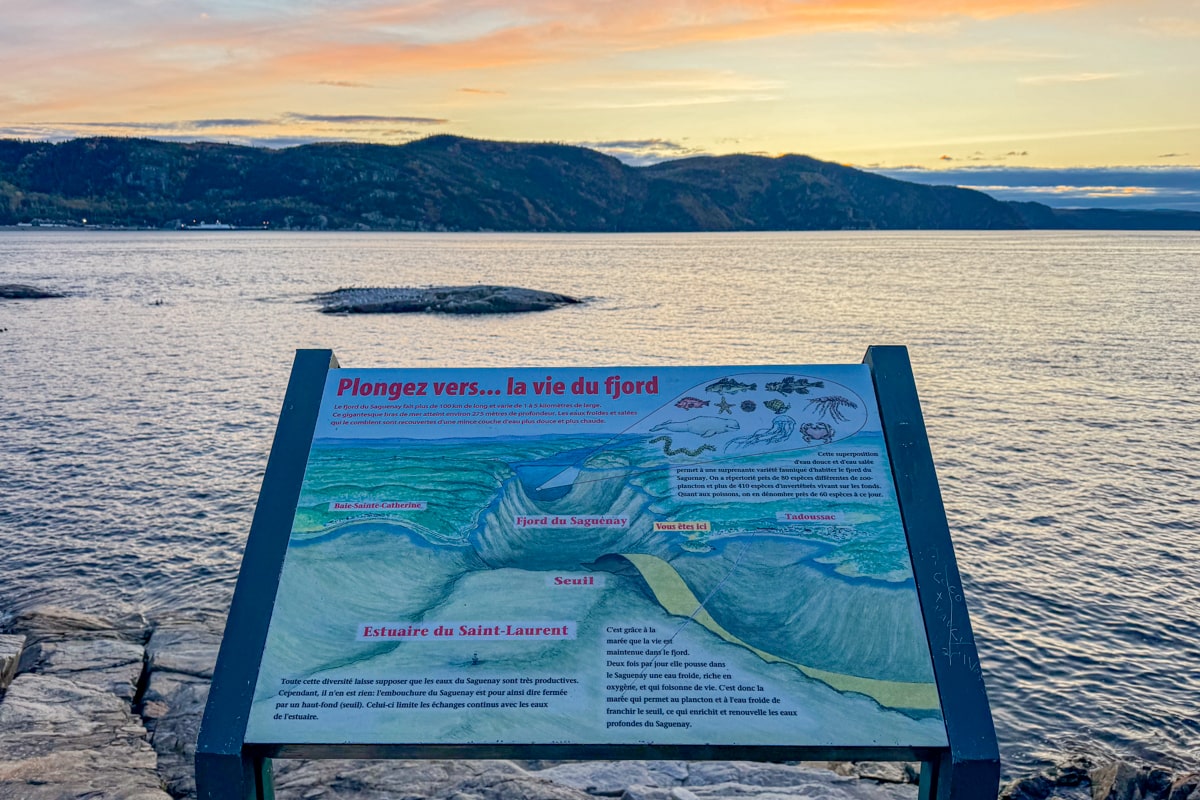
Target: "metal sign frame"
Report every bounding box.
[196,346,999,800]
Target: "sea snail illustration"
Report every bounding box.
[763,398,790,415]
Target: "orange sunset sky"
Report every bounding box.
[2,0,1198,207]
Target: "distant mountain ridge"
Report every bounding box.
[0,136,1196,231]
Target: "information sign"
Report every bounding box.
[196,347,999,800]
[246,364,947,749]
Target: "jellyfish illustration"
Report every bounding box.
[725,415,796,451]
[806,395,858,423]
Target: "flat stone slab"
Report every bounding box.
[0,283,65,299]
[0,673,170,799]
[145,626,221,679]
[21,638,146,701]
[9,604,149,645]
[143,669,213,797]
[315,285,581,314]
[270,760,915,800]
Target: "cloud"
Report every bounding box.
[281,113,448,125]
[569,94,777,110]
[1136,15,1200,38]
[253,0,1101,83]
[576,138,705,165]
[459,87,506,95]
[190,118,273,129]
[0,0,1113,143]
[0,112,449,146]
[1018,71,1128,85]
[871,166,1200,210]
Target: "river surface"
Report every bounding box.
[0,229,1197,778]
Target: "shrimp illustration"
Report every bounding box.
[806,395,857,423]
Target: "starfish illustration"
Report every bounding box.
[716,396,734,414]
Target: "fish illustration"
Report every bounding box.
[650,416,740,438]
[674,396,710,410]
[764,398,790,415]
[766,376,825,395]
[705,377,757,395]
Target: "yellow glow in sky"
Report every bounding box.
[1,0,1197,171]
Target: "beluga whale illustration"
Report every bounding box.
[650,416,740,438]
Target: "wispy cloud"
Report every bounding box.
[316,80,375,88]
[241,0,1102,83]
[1136,15,1200,38]
[282,113,448,125]
[190,118,272,129]
[839,124,1200,153]
[577,138,705,165]
[0,113,449,146]
[459,87,506,95]
[570,94,777,110]
[872,166,1200,210]
[1019,71,1128,85]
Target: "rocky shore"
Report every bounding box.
[0,607,1196,800]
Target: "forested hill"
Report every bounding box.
[1,136,1196,231]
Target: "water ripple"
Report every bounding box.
[1,229,1198,776]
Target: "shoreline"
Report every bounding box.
[1,605,1196,800]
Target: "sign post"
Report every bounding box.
[198,346,998,800]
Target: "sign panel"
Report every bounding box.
[245,365,948,748]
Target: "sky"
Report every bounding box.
[2,0,1199,209]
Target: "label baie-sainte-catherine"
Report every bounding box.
[246,364,948,748]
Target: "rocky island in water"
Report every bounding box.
[313,285,581,314]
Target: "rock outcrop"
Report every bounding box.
[314,285,581,314]
[2,607,1198,800]
[0,284,65,299]
[0,606,170,800]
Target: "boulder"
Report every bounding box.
[1091,760,1175,800]
[1168,773,1200,800]
[314,285,581,314]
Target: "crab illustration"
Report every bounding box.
[799,421,836,444]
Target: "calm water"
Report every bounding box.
[1,230,1197,777]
